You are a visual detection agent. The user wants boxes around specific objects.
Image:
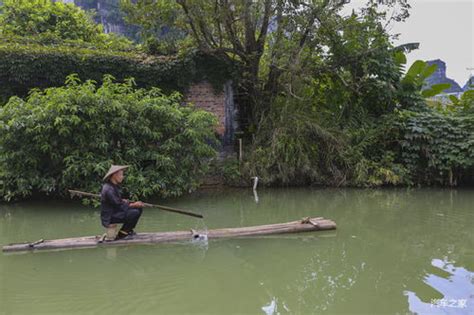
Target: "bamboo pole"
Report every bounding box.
[68,190,203,219]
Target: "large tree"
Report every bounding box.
[121,0,411,134]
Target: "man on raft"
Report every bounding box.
[101,165,144,240]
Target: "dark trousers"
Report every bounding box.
[110,207,143,232]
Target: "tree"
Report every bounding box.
[0,0,103,41]
[0,0,132,49]
[120,0,186,54]
[121,0,411,135]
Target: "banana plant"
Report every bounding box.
[401,59,451,97]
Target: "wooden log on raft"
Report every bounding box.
[2,217,336,253]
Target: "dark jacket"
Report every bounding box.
[100,182,129,227]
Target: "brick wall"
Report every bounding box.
[184,81,227,136]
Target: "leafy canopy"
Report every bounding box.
[0,0,133,49]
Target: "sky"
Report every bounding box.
[342,0,474,86]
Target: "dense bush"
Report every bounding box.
[341,116,410,187]
[238,89,474,188]
[241,97,349,186]
[240,108,474,188]
[0,39,235,104]
[395,108,474,186]
[341,101,474,187]
[0,75,218,201]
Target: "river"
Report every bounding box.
[1,188,473,314]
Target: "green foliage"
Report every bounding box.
[287,5,411,126]
[341,104,474,187]
[1,0,470,190]
[220,157,242,186]
[341,116,410,187]
[442,90,474,114]
[0,75,218,201]
[234,3,423,187]
[239,98,413,188]
[238,82,474,188]
[421,83,451,98]
[0,0,99,40]
[120,0,187,55]
[395,108,474,186]
[0,0,237,100]
[402,60,437,86]
[0,0,230,104]
[0,32,134,51]
[0,40,235,103]
[400,60,451,99]
[241,97,348,186]
[0,0,131,48]
[350,152,409,187]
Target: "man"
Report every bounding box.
[101,165,144,240]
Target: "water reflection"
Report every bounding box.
[405,258,473,315]
[261,296,277,314]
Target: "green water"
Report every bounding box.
[0,188,473,315]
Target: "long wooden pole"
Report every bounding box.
[68,190,203,219]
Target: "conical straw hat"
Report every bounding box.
[103,165,130,181]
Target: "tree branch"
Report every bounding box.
[256,0,272,51]
[176,0,205,48]
[221,0,245,57]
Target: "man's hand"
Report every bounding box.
[122,198,129,204]
[130,201,145,208]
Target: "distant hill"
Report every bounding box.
[424,59,463,93]
[463,76,474,91]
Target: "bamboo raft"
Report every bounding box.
[2,217,336,253]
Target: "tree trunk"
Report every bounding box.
[3,217,336,253]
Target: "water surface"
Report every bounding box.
[1,188,473,314]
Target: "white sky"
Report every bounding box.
[342,0,474,85]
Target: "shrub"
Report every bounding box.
[395,108,474,186]
[237,96,474,187]
[0,40,234,104]
[346,106,474,187]
[343,119,410,187]
[0,75,218,201]
[241,99,348,186]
